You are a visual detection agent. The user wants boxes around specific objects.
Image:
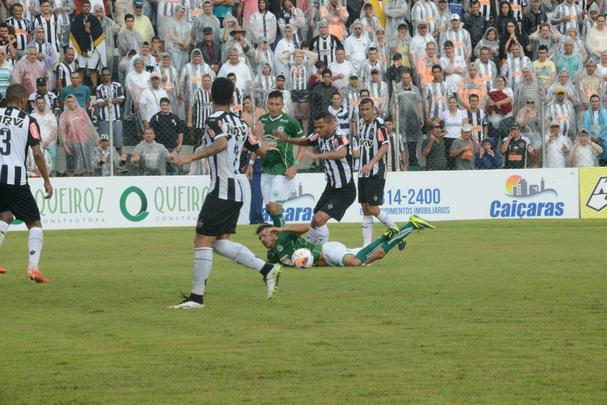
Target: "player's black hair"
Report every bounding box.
[211,77,234,106]
[256,223,274,235]
[267,90,283,101]
[5,84,27,106]
[314,111,334,123]
[360,97,374,107]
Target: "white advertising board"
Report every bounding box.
[262,168,580,223]
[15,175,251,230]
[15,169,579,230]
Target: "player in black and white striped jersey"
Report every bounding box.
[276,111,356,245]
[169,77,282,309]
[356,98,399,246]
[0,84,53,283]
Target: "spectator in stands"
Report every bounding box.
[439,96,468,166]
[139,72,169,127]
[31,96,58,176]
[328,47,355,91]
[517,96,542,167]
[319,0,349,42]
[476,46,498,93]
[501,123,533,169]
[93,134,128,176]
[394,70,423,166]
[12,45,47,96]
[442,14,472,61]
[577,60,601,113]
[513,66,541,114]
[463,1,486,51]
[583,94,607,165]
[532,45,557,91]
[359,47,385,85]
[474,27,499,62]
[529,23,559,59]
[218,46,253,95]
[571,129,604,167]
[522,0,547,38]
[544,121,572,168]
[384,116,405,171]
[59,70,91,109]
[501,42,531,88]
[131,127,172,175]
[191,0,221,46]
[421,120,448,171]
[344,20,370,71]
[487,75,514,139]
[492,1,518,40]
[458,62,487,110]
[60,95,99,177]
[466,93,488,142]
[0,46,13,97]
[440,40,466,94]
[450,123,480,170]
[149,97,186,174]
[368,69,389,117]
[547,70,577,105]
[276,0,306,45]
[545,86,577,140]
[309,69,338,133]
[476,138,502,169]
[586,14,607,60]
[554,38,583,80]
[28,78,57,113]
[118,14,142,58]
[249,0,278,46]
[96,67,125,155]
[133,0,154,43]
[166,6,192,72]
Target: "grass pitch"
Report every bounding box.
[1,220,606,404]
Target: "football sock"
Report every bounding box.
[192,247,212,296]
[307,226,320,243]
[27,227,43,269]
[355,235,387,262]
[0,220,9,247]
[376,211,397,229]
[379,224,416,255]
[316,224,329,244]
[362,215,374,245]
[270,213,285,227]
[213,239,265,271]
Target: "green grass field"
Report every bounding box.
[1,220,606,404]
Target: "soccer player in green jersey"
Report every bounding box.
[257,216,435,268]
[248,90,306,227]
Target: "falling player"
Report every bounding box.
[356,98,400,245]
[0,84,53,283]
[276,111,356,244]
[257,216,434,268]
[170,77,281,309]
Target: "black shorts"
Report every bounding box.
[0,184,41,223]
[291,90,309,103]
[358,177,385,205]
[314,182,356,222]
[196,195,243,236]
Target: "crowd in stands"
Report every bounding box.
[3,0,607,175]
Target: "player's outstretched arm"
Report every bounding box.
[306,145,347,161]
[272,224,310,235]
[173,137,228,166]
[274,131,311,146]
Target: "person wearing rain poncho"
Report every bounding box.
[344,20,370,71]
[513,66,541,114]
[409,21,436,67]
[276,0,305,45]
[585,10,607,60]
[359,2,381,43]
[411,0,440,35]
[190,0,221,45]
[546,69,578,105]
[582,95,607,164]
[251,62,276,106]
[383,0,408,43]
[390,22,412,69]
[248,0,278,46]
[577,59,602,112]
[474,26,499,62]
[157,53,181,109]
[555,37,583,79]
[179,48,216,108]
[394,70,423,166]
[166,5,192,72]
[59,94,99,176]
[221,22,256,66]
[319,0,349,42]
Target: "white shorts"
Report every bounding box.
[261,174,296,205]
[77,51,100,71]
[321,241,360,267]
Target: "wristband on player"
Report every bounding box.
[294,159,301,165]
[249,159,255,166]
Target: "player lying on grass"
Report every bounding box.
[257,215,435,267]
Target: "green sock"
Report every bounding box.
[355,235,388,262]
[379,225,416,254]
[270,213,285,227]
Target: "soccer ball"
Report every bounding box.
[291,248,314,269]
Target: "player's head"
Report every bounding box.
[211,77,234,106]
[267,90,284,116]
[4,84,28,109]
[314,111,336,138]
[256,224,278,248]
[359,98,375,122]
